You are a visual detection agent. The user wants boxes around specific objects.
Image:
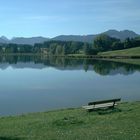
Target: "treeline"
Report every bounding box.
[42,41,93,55]
[0,41,94,55]
[0,35,140,55]
[0,44,41,54]
[94,34,140,52]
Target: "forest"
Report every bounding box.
[0,34,140,55]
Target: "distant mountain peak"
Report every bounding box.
[0,29,139,44]
[0,36,9,41]
[120,29,138,35]
[103,29,139,40]
[10,37,49,45]
[105,29,118,33]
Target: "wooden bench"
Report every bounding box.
[82,98,121,111]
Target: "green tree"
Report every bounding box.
[62,45,66,55]
[83,43,90,55]
[0,47,3,53]
[94,34,119,51]
[111,41,124,50]
[55,45,62,55]
[124,38,132,49]
[49,43,57,55]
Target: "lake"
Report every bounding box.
[0,55,140,116]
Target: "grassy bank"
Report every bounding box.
[1,47,140,59]
[98,47,140,57]
[0,102,140,140]
[55,47,140,59]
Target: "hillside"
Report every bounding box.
[0,29,139,44]
[52,35,96,43]
[99,47,140,56]
[0,36,9,43]
[11,37,49,45]
[103,30,139,40]
[52,29,139,43]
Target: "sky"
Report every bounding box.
[0,0,140,38]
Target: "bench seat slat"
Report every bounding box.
[82,98,121,111]
[82,103,117,110]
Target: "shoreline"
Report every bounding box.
[0,53,140,59]
[0,101,139,118]
[0,101,139,140]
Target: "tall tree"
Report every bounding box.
[94,34,120,51]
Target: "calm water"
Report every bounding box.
[0,55,140,116]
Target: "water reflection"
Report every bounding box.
[0,55,140,116]
[0,55,140,75]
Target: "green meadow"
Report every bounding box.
[0,101,139,140]
[98,47,140,57]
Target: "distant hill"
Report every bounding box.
[0,36,49,45]
[0,30,139,44]
[52,30,139,43]
[52,35,96,43]
[103,30,139,40]
[0,36,9,44]
[10,37,49,45]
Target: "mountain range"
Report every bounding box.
[0,29,139,45]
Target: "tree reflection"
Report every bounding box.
[0,55,140,75]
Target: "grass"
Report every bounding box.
[0,102,140,140]
[98,47,140,57]
[54,47,140,59]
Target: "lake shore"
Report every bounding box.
[1,46,140,59]
[0,101,139,140]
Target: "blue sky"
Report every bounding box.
[0,0,140,38]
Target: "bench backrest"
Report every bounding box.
[88,98,121,105]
